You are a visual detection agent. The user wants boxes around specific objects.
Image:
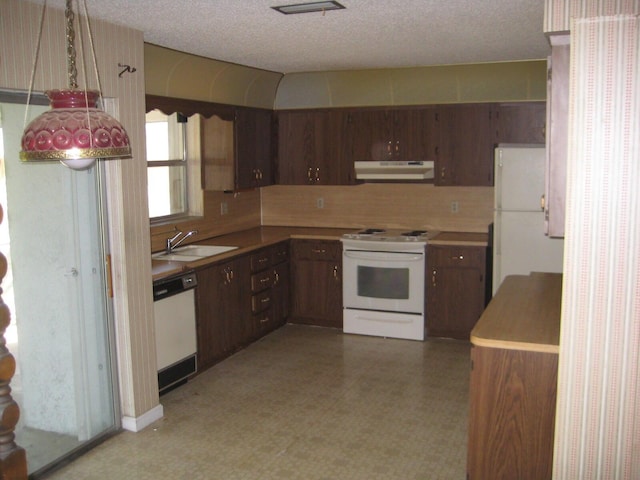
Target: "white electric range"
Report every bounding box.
[340,228,437,341]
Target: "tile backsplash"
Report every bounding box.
[261,184,494,233]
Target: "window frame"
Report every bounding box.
[146,111,189,222]
[145,95,236,225]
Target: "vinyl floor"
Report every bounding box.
[45,324,471,480]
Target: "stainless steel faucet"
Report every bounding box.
[166,229,198,253]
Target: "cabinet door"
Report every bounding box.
[436,104,495,186]
[394,108,438,163]
[277,111,317,184]
[196,256,251,370]
[290,240,342,328]
[496,102,546,144]
[347,109,394,161]
[323,109,353,185]
[225,256,252,351]
[196,261,235,368]
[427,246,486,339]
[235,108,273,189]
[545,36,570,237]
[272,261,290,327]
[200,115,235,191]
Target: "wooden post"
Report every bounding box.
[0,204,27,479]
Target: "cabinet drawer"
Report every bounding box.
[428,245,485,268]
[251,290,272,313]
[271,242,289,265]
[251,270,272,292]
[292,240,341,261]
[250,250,271,272]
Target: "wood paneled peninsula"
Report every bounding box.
[467,272,562,480]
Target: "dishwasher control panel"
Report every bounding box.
[153,271,197,301]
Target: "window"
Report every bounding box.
[146,110,188,219]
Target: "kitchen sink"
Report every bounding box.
[152,245,238,262]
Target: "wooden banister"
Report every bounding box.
[0,204,27,479]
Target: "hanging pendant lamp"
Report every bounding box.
[19,0,131,170]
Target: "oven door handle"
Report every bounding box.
[344,251,424,262]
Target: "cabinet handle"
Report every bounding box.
[387,141,392,155]
[451,255,464,260]
[315,167,320,183]
[260,276,270,284]
[261,297,271,304]
[307,167,313,183]
[260,316,270,324]
[312,248,326,254]
[432,269,437,287]
[223,268,233,284]
[441,166,446,179]
[333,265,339,280]
[274,270,280,284]
[395,140,400,155]
[540,194,546,211]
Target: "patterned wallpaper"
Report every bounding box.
[544,0,640,33]
[553,13,640,479]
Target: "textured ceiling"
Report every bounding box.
[31,0,550,74]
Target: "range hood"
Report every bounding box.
[354,160,435,180]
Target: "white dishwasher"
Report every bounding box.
[153,271,198,395]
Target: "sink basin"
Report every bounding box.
[152,253,205,262]
[172,245,238,257]
[152,245,238,262]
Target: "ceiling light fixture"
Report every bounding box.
[272,1,345,15]
[20,0,132,171]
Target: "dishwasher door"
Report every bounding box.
[153,272,197,394]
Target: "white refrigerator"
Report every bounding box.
[493,145,564,295]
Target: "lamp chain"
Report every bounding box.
[65,0,78,90]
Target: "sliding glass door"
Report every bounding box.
[0,99,119,475]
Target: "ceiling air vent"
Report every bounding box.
[272,1,345,15]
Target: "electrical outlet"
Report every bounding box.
[220,202,228,215]
[451,201,459,213]
[316,197,324,209]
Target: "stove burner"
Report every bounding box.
[358,228,386,234]
[402,230,428,237]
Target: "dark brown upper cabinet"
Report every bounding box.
[235,107,273,189]
[346,108,437,164]
[495,102,546,145]
[277,109,351,185]
[436,104,496,186]
[275,102,545,187]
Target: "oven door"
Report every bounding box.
[342,249,425,314]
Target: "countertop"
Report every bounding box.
[151,226,489,281]
[427,231,488,246]
[470,272,562,354]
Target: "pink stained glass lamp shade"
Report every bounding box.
[20,89,132,170]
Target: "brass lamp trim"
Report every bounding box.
[20,147,132,162]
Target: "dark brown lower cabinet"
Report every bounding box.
[271,259,290,327]
[196,255,250,370]
[426,245,486,339]
[250,242,290,337]
[196,242,290,373]
[467,346,558,480]
[290,239,342,328]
